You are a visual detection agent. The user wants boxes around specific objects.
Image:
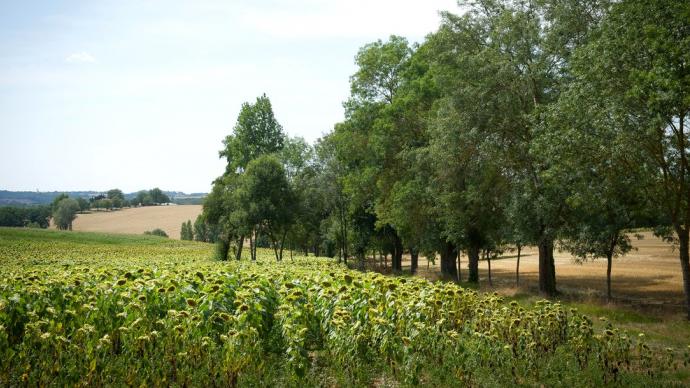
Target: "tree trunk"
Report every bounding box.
[516,244,522,287]
[486,250,493,287]
[249,234,255,261]
[410,248,419,275]
[467,245,480,283]
[252,230,259,262]
[538,239,557,296]
[606,252,613,301]
[236,235,244,260]
[604,233,620,301]
[278,230,287,261]
[678,228,690,320]
[268,232,279,262]
[457,251,462,282]
[440,241,458,281]
[391,232,403,272]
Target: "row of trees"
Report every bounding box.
[91,188,170,209]
[0,187,173,231]
[0,194,84,230]
[201,0,690,316]
[0,206,52,228]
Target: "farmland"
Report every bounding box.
[1,228,688,386]
[410,232,684,312]
[67,205,202,240]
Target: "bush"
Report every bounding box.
[144,228,168,238]
[0,205,51,228]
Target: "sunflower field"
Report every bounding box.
[0,228,684,386]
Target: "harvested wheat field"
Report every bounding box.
[67,205,202,240]
[402,232,684,314]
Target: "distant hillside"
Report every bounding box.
[0,190,206,206]
[0,191,98,206]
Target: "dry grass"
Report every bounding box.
[390,232,684,315]
[65,205,202,240]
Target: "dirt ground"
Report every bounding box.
[391,232,685,314]
[66,205,202,240]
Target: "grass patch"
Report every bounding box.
[568,302,661,324]
[0,226,200,247]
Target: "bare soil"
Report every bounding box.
[66,205,202,240]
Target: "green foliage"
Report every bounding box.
[135,190,152,206]
[133,189,169,206]
[76,197,90,212]
[106,189,125,208]
[239,155,296,261]
[351,35,412,104]
[180,220,194,241]
[93,198,112,210]
[50,193,69,211]
[559,0,690,308]
[148,188,170,204]
[192,214,216,243]
[144,228,168,238]
[0,228,681,386]
[52,198,80,230]
[0,206,51,228]
[204,94,316,262]
[220,94,285,173]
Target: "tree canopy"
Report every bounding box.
[198,0,690,319]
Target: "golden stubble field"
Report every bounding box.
[411,231,684,312]
[66,205,202,240]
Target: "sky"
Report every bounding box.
[0,0,460,194]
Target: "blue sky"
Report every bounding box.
[0,0,459,193]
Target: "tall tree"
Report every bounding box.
[53,198,80,230]
[567,0,690,314]
[149,188,170,204]
[107,189,125,209]
[333,35,415,271]
[238,155,296,261]
[206,93,287,260]
[542,80,650,301]
[220,94,285,173]
[427,0,609,294]
[315,135,351,263]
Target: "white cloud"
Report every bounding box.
[65,51,97,64]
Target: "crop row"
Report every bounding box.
[0,229,684,386]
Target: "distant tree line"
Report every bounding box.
[0,206,52,228]
[91,188,170,209]
[0,187,173,230]
[144,228,168,238]
[132,188,170,206]
[200,0,690,318]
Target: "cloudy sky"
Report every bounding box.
[0,0,459,193]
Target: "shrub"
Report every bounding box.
[144,228,168,238]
